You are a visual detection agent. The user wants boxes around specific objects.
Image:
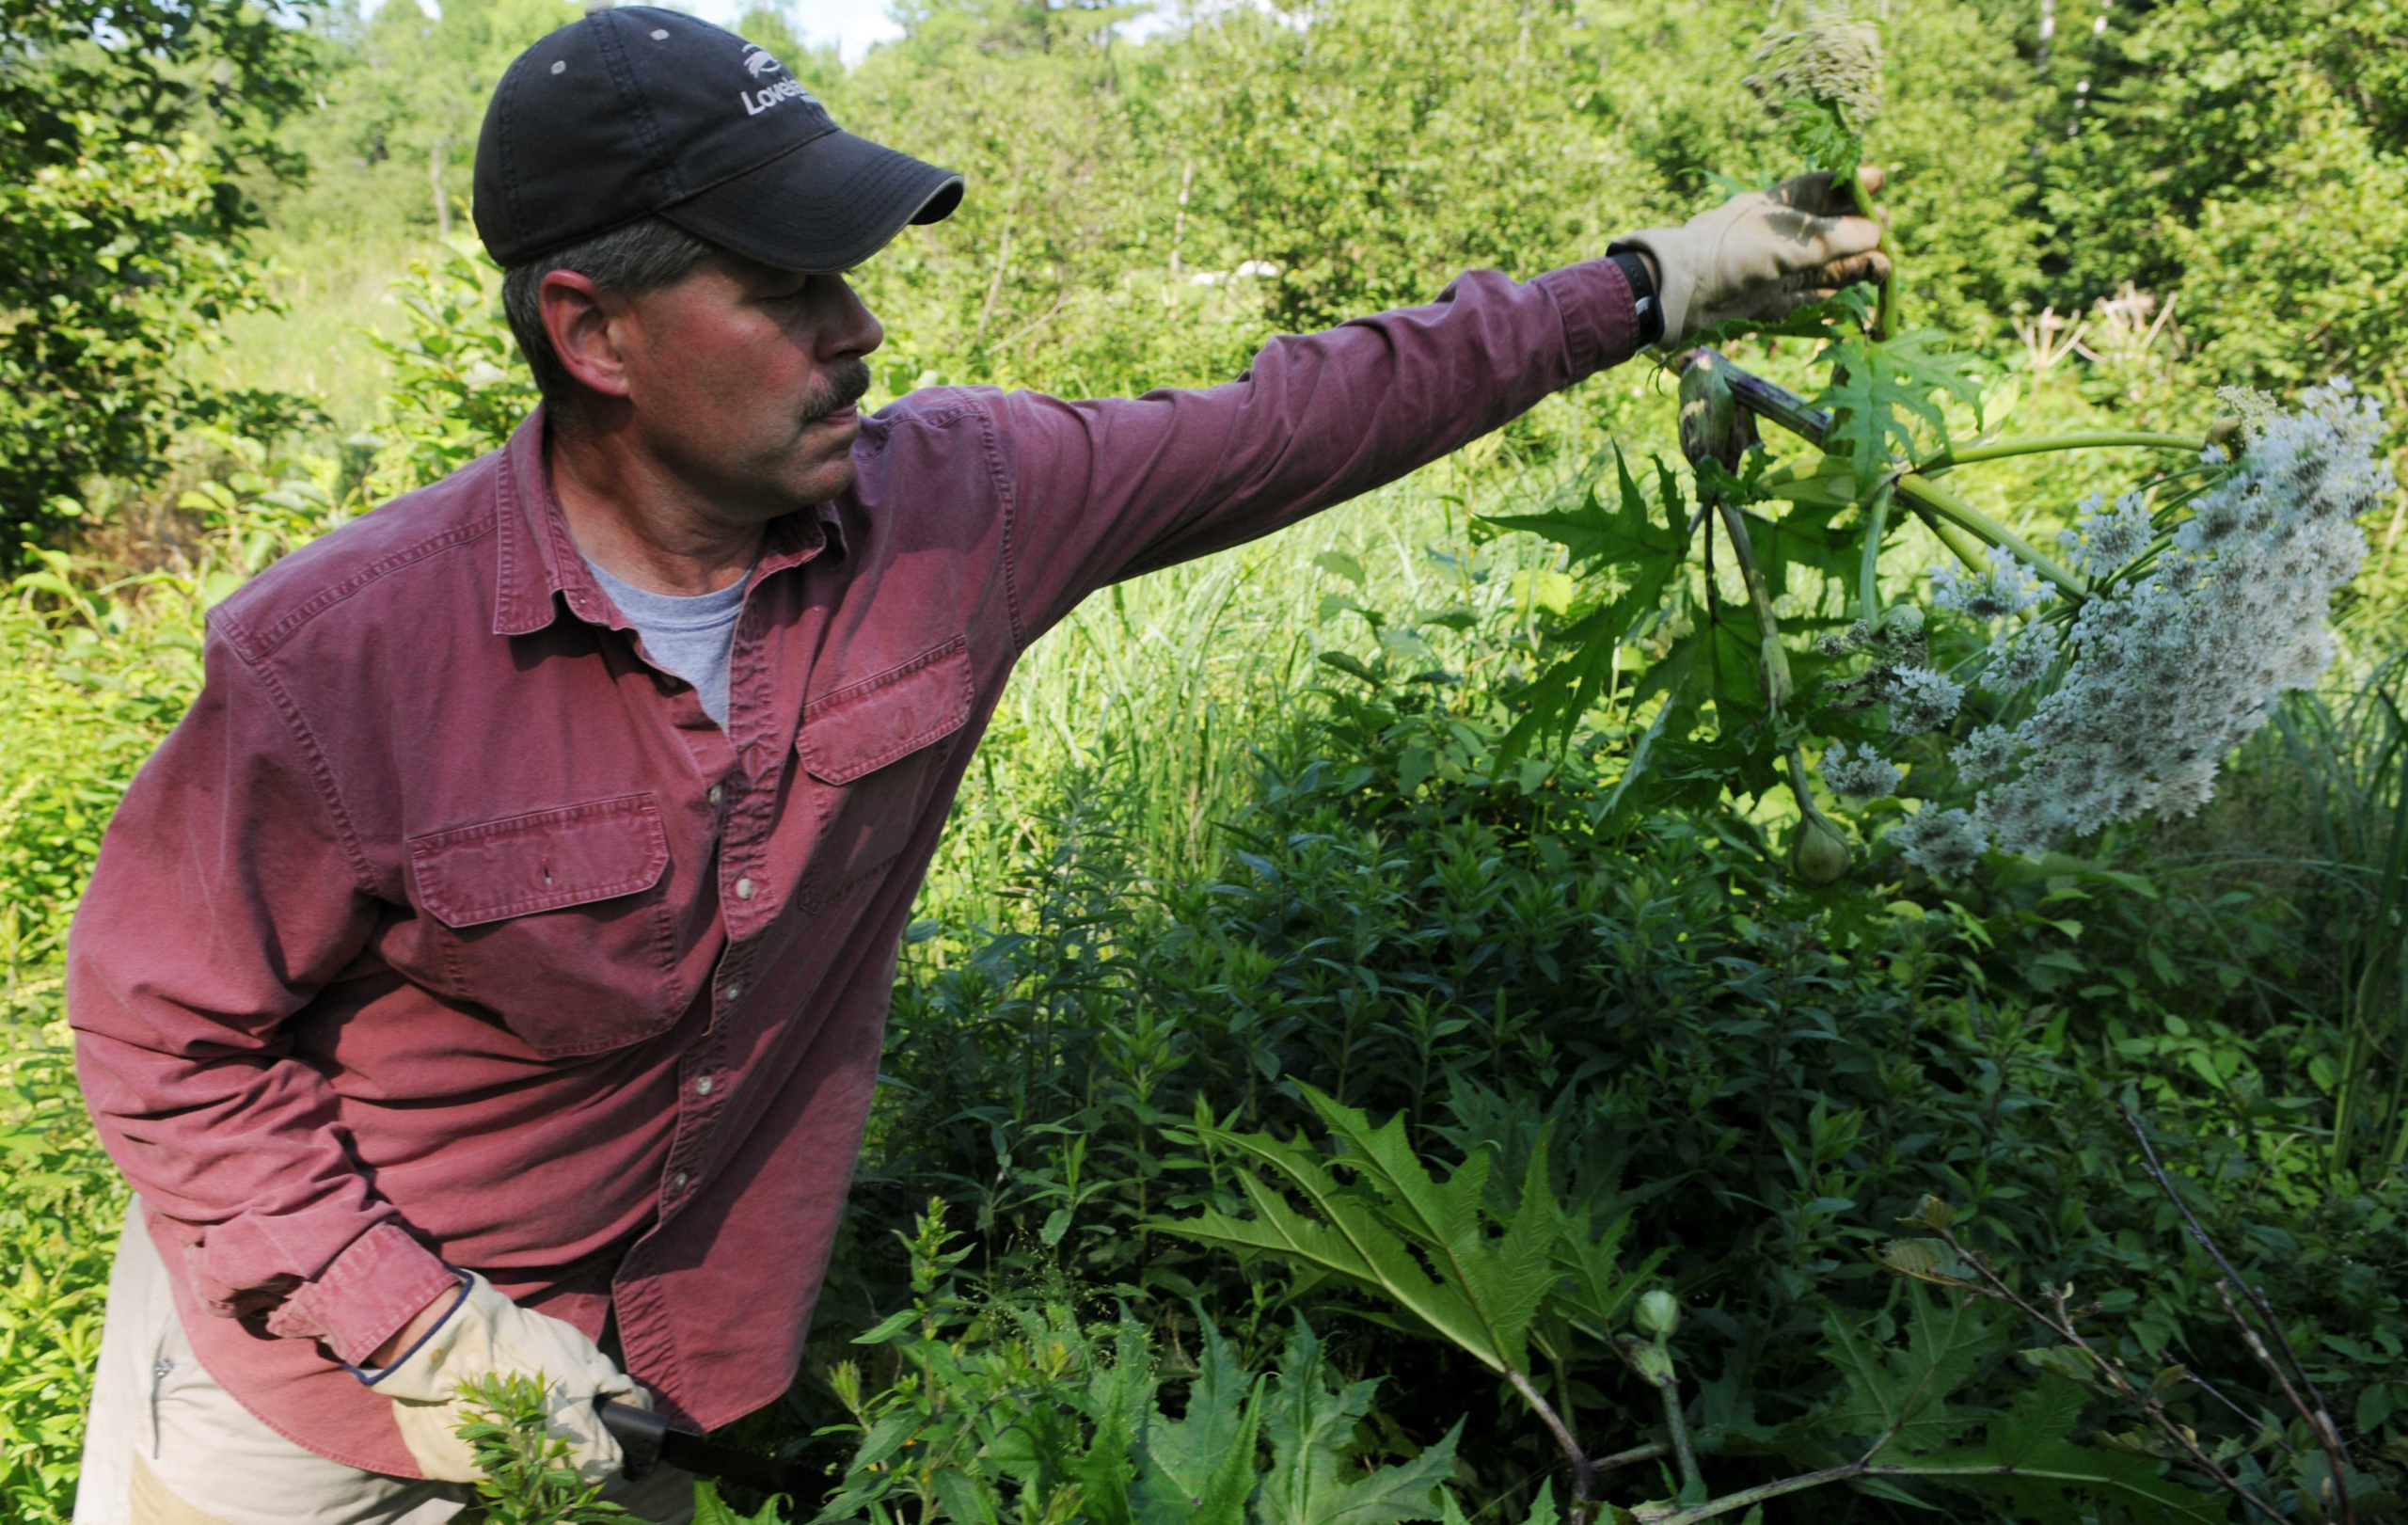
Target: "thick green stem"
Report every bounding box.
[1504,1367,1596,1524]
[1635,1459,2212,1525]
[1847,172,1897,340]
[1893,472,2087,602]
[1921,431,2209,471]
[1657,1374,1703,1498]
[1699,352,2093,601]
[1905,500,1993,577]
[1714,500,1790,709]
[1857,482,1893,628]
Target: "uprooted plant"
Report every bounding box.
[1490,4,2394,887]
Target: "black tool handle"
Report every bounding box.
[596,1397,670,1481]
[594,1397,828,1504]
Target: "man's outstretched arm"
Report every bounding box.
[990,172,1885,647]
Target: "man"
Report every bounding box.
[67,8,1886,1522]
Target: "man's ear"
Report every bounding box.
[540,270,635,399]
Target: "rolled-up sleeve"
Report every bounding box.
[991,259,1643,647]
[68,633,454,1365]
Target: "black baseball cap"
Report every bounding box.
[473,6,962,273]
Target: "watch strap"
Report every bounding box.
[1605,243,1666,346]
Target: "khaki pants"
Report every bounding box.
[76,1202,694,1525]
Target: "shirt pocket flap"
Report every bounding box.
[798,635,974,786]
[409,793,671,929]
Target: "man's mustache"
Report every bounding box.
[801,359,872,425]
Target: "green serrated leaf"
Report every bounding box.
[1482,448,1686,572]
[1906,1375,2229,1525]
[1138,1316,1255,1524]
[1313,549,1368,586]
[1818,1291,2004,1460]
[1489,449,1694,764]
[1293,1083,1557,1373]
[853,1308,918,1344]
[1813,330,1987,495]
[1316,651,1385,687]
[1259,1321,1458,1525]
[692,1477,788,1525]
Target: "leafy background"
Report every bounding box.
[3,0,2407,1521]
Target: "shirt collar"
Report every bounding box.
[492,405,845,638]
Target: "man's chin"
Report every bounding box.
[786,454,858,508]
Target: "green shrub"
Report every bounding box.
[0,996,127,1524]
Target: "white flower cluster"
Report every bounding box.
[1985,620,2059,691]
[1889,806,1981,878]
[1891,380,2389,875]
[1888,666,1963,735]
[1821,741,1901,800]
[1748,4,1883,131]
[1933,544,2051,620]
[2057,490,2153,577]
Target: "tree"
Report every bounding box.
[0,0,322,560]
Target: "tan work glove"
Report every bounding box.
[371,1273,651,1485]
[1615,168,1890,345]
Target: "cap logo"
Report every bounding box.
[737,42,816,117]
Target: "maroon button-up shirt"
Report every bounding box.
[68,261,1640,1473]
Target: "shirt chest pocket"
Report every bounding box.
[795,634,974,912]
[407,793,677,1059]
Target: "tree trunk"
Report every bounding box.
[430,135,452,239]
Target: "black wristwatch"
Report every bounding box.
[1606,243,1666,346]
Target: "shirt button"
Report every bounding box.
[154,1356,175,1380]
[723,982,742,1002]
[735,877,754,900]
[693,1074,714,1097]
[672,1171,689,1193]
[707,785,723,806]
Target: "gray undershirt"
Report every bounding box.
[585,559,747,726]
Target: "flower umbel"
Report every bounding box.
[1821,741,1902,800]
[1932,545,2051,620]
[1890,807,1983,877]
[1887,666,1963,736]
[1887,380,2387,873]
[2057,490,2155,579]
[1748,4,1882,135]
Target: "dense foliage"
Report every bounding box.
[3,0,2406,1521]
[0,0,325,554]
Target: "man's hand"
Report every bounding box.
[369,1273,650,1484]
[1615,167,1890,345]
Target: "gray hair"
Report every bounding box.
[500,217,719,402]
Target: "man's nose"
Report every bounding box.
[818,275,883,360]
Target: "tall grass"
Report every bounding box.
[910,405,1635,940]
[2269,654,2408,1183]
